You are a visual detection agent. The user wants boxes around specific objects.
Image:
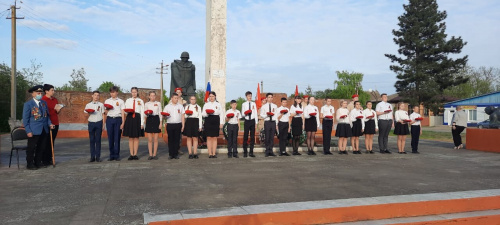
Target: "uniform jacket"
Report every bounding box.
[23,99,52,135]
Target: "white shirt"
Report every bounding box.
[363,108,379,129]
[144,101,162,123]
[349,108,365,129]
[304,104,320,128]
[277,106,291,123]
[375,101,393,120]
[290,105,304,118]
[260,102,278,122]
[185,104,202,129]
[321,105,335,120]
[225,109,242,124]
[395,110,410,123]
[336,108,350,124]
[84,101,105,122]
[33,98,40,107]
[163,103,184,124]
[104,97,125,117]
[202,101,224,124]
[410,112,422,126]
[124,97,145,126]
[241,101,258,123]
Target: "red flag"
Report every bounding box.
[256,83,262,110]
[204,82,211,102]
[295,85,299,96]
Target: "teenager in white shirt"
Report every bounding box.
[225,100,242,158]
[409,105,422,154]
[394,102,410,154]
[184,95,202,159]
[277,97,291,156]
[123,87,145,160]
[335,100,352,154]
[84,91,105,162]
[202,91,224,158]
[349,101,365,154]
[304,96,320,155]
[163,93,185,159]
[363,101,378,154]
[320,97,335,155]
[290,96,304,155]
[144,91,162,160]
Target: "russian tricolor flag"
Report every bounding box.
[204,82,211,102]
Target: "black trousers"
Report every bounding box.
[322,120,333,153]
[227,124,238,155]
[27,129,48,167]
[243,120,256,153]
[278,122,289,154]
[43,125,58,164]
[89,121,103,159]
[452,125,465,147]
[378,120,393,150]
[167,123,182,157]
[411,125,420,152]
[264,121,276,154]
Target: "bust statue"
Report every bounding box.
[171,52,196,101]
[484,106,500,129]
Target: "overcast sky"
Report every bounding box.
[1,0,499,100]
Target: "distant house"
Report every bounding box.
[443,91,500,126]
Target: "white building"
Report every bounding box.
[443,91,500,126]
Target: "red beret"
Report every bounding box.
[303,95,309,99]
[351,94,359,98]
[260,97,266,100]
[174,87,182,92]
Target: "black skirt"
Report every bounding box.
[145,115,161,133]
[291,117,303,136]
[123,113,144,137]
[351,119,364,137]
[394,122,409,135]
[335,123,352,138]
[204,115,220,137]
[364,119,376,134]
[305,117,317,132]
[183,118,199,137]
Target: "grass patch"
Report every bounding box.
[389,130,462,143]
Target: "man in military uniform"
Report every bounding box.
[171,52,196,103]
[23,85,55,170]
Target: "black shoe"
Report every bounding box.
[249,154,256,157]
[188,155,194,159]
[398,152,402,154]
[324,152,333,155]
[311,151,316,155]
[96,158,102,162]
[213,155,217,158]
[148,156,153,160]
[174,155,180,159]
[228,155,232,158]
[283,152,290,156]
[108,158,115,161]
[233,155,239,158]
[168,156,174,159]
[27,165,38,170]
[265,153,269,157]
[384,150,392,154]
[307,151,312,155]
[115,158,121,161]
[402,151,407,154]
[412,151,420,154]
[244,153,248,158]
[369,151,374,154]
[343,151,348,155]
[292,152,300,155]
[269,153,277,157]
[193,155,199,159]
[128,156,134,160]
[89,157,95,163]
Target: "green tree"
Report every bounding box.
[331,71,370,104]
[21,59,44,87]
[97,81,121,93]
[385,0,468,112]
[195,89,206,107]
[225,97,246,111]
[444,66,500,99]
[0,63,31,132]
[304,85,313,95]
[59,68,90,91]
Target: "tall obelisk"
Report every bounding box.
[205,0,227,105]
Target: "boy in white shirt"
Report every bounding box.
[84,91,106,162]
[225,100,242,158]
[277,97,291,156]
[409,106,423,154]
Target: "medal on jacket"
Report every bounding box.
[138,101,141,106]
[116,102,119,106]
[32,107,40,120]
[178,109,180,114]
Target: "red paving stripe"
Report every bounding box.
[149,196,500,225]
[393,214,500,225]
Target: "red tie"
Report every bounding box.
[132,99,136,118]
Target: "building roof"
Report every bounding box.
[444,91,500,107]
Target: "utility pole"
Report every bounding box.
[261,80,264,93]
[7,1,24,129]
[156,61,169,110]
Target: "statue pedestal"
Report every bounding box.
[466,128,500,153]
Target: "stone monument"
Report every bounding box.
[205,0,227,105]
[484,106,500,129]
[171,51,196,101]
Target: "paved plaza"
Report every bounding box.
[1,135,499,224]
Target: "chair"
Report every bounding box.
[10,127,29,169]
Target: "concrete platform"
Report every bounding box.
[1,135,499,224]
